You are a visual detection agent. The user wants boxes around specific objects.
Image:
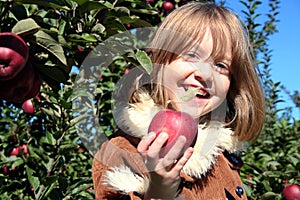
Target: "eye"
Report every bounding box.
[213,62,230,75]
[181,52,201,62]
[215,63,226,69]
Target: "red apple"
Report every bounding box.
[22,99,35,114]
[77,146,86,152]
[2,165,9,174]
[0,32,29,80]
[148,109,198,157]
[24,72,42,100]
[163,1,174,11]
[20,144,29,155]
[0,62,35,103]
[10,147,20,156]
[10,144,29,156]
[124,67,130,74]
[283,184,300,200]
[77,46,84,52]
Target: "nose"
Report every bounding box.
[192,61,213,82]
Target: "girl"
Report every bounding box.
[92,2,265,199]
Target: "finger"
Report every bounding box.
[144,133,169,170]
[162,135,187,167]
[172,147,194,172]
[147,132,169,154]
[137,132,156,153]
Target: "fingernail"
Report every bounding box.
[160,132,169,140]
[178,135,187,142]
[145,132,156,140]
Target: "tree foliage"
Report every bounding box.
[238,0,300,199]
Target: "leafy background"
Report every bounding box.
[0,0,299,199]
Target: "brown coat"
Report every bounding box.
[92,93,248,199]
[92,135,247,200]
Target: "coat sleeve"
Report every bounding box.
[92,136,148,200]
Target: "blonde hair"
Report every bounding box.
[133,2,265,141]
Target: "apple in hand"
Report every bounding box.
[0,32,29,80]
[283,184,300,200]
[148,109,198,157]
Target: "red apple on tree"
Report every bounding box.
[24,72,42,100]
[0,32,29,80]
[148,109,198,157]
[163,1,174,11]
[0,62,37,103]
[283,184,300,200]
[22,99,35,114]
[2,165,9,174]
[10,144,29,156]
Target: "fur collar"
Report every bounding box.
[105,93,245,195]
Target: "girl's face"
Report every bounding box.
[163,30,232,119]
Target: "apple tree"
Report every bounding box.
[237,0,300,199]
[0,0,210,199]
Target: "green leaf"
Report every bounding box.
[68,33,98,42]
[79,1,107,14]
[180,87,200,102]
[42,176,59,198]
[1,155,19,164]
[91,23,106,34]
[40,133,55,145]
[15,0,70,11]
[130,18,153,28]
[11,158,24,169]
[130,8,158,15]
[73,0,89,6]
[135,50,152,74]
[114,6,130,16]
[12,18,40,36]
[34,30,67,65]
[35,62,69,84]
[287,155,299,166]
[81,33,97,42]
[40,107,61,119]
[58,144,77,154]
[42,175,59,188]
[261,180,272,192]
[25,166,40,191]
[242,183,252,197]
[261,191,277,200]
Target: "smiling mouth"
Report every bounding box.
[195,89,210,98]
[183,86,210,99]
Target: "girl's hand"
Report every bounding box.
[138,132,194,200]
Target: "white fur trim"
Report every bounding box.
[182,121,244,178]
[104,92,245,195]
[114,92,163,138]
[103,165,149,194]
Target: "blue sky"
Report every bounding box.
[224,0,300,119]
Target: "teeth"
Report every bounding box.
[197,90,208,97]
[183,86,209,98]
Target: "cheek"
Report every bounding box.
[216,76,231,97]
[223,79,231,93]
[163,66,181,89]
[220,75,230,91]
